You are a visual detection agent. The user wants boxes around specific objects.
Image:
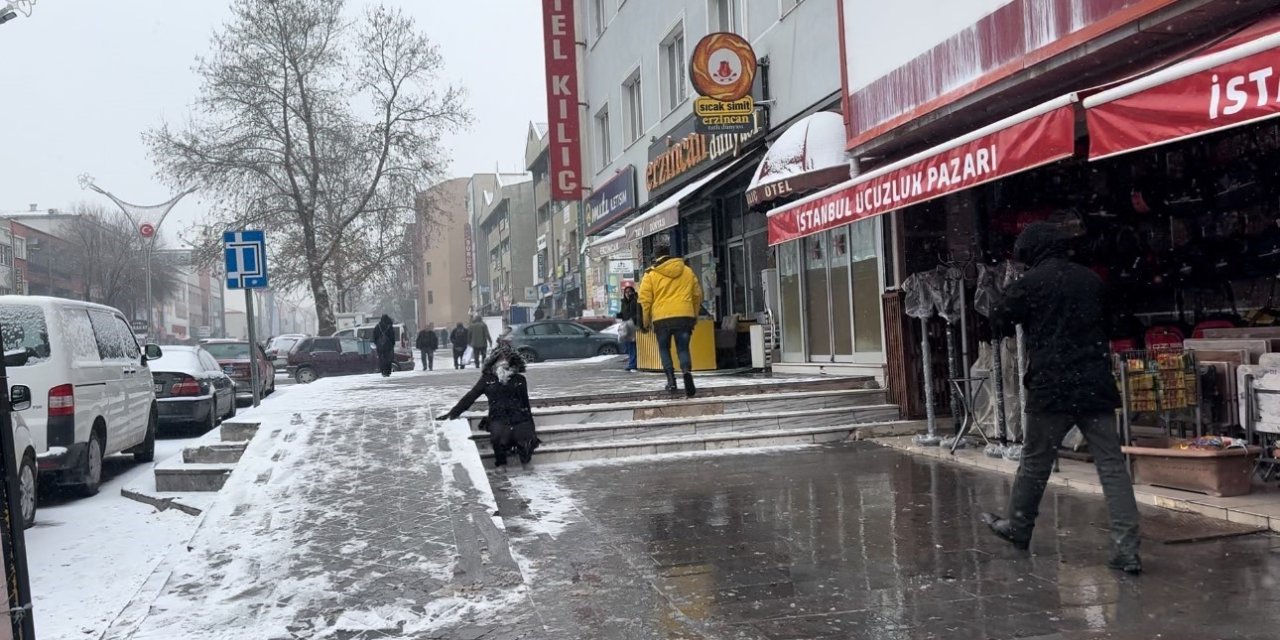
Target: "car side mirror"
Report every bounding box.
[144,344,163,360]
[9,385,30,412]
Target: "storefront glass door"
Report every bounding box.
[779,242,805,359]
[804,233,832,358]
[851,218,885,358]
[829,226,854,360]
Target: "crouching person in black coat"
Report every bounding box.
[439,345,539,472]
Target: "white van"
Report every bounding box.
[0,296,161,500]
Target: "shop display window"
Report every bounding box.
[779,241,805,357]
[851,219,884,354]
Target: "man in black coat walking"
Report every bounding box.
[984,222,1141,574]
[416,323,439,371]
[450,322,470,370]
[372,314,397,377]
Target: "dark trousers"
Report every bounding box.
[656,324,693,373]
[453,347,465,369]
[1006,411,1140,555]
[420,349,434,371]
[377,351,394,376]
[473,346,488,368]
[490,420,536,467]
[624,342,637,370]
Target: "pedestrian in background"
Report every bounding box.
[450,322,469,370]
[638,245,702,397]
[372,314,397,377]
[416,323,438,371]
[439,345,540,472]
[469,315,492,368]
[983,221,1142,574]
[616,284,642,372]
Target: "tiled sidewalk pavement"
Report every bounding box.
[105,360,839,639]
[486,442,1280,640]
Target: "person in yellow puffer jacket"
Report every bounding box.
[637,245,703,397]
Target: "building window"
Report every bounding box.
[623,70,644,143]
[595,105,612,170]
[591,0,607,39]
[427,291,434,305]
[661,25,687,113]
[710,0,741,33]
[425,262,432,276]
[0,244,11,267]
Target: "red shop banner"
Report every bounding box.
[542,0,583,200]
[1086,26,1280,160]
[768,104,1076,246]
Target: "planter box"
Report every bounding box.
[1121,445,1261,497]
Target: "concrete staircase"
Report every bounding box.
[154,420,259,492]
[465,379,922,465]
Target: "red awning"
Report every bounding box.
[1085,13,1280,160]
[767,96,1077,246]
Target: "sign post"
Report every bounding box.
[224,230,269,408]
[0,353,34,639]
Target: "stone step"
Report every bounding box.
[182,442,249,464]
[465,388,889,430]
[476,376,877,411]
[471,404,902,449]
[220,421,260,443]
[155,463,235,492]
[478,421,925,465]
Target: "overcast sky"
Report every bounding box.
[0,0,546,244]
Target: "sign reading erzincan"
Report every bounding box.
[646,108,768,195]
[542,0,583,200]
[463,223,475,281]
[768,103,1076,245]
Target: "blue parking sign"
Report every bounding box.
[224,230,269,289]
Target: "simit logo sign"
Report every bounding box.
[542,0,582,201]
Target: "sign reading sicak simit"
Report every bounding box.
[542,0,583,200]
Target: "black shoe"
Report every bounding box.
[664,369,678,392]
[683,372,696,398]
[980,512,1030,550]
[1108,554,1143,575]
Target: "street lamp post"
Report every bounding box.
[80,176,194,341]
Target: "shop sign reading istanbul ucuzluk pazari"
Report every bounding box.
[645,108,768,194]
[690,32,758,135]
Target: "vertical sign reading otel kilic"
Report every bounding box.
[542,0,582,200]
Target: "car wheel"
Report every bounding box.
[133,406,157,463]
[19,452,36,529]
[296,366,318,384]
[597,344,619,356]
[266,375,276,396]
[517,348,539,363]
[201,399,218,434]
[78,430,105,497]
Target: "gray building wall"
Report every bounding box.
[503,179,537,307]
[581,0,842,216]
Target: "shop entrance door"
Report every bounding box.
[727,241,746,317]
[804,233,833,360]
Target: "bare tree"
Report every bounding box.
[63,203,180,318]
[148,0,468,335]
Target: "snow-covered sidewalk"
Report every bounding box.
[103,371,527,640]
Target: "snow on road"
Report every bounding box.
[27,436,200,639]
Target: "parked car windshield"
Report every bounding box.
[150,349,202,372]
[0,304,52,365]
[204,342,251,360]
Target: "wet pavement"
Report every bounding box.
[486,442,1280,640]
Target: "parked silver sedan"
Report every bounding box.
[497,321,620,363]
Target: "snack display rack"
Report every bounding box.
[1115,347,1203,448]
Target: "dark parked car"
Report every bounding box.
[287,336,411,383]
[150,346,237,432]
[498,321,620,363]
[202,339,276,402]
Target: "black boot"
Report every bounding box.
[664,369,678,392]
[1108,553,1142,575]
[683,372,696,398]
[980,512,1030,550]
